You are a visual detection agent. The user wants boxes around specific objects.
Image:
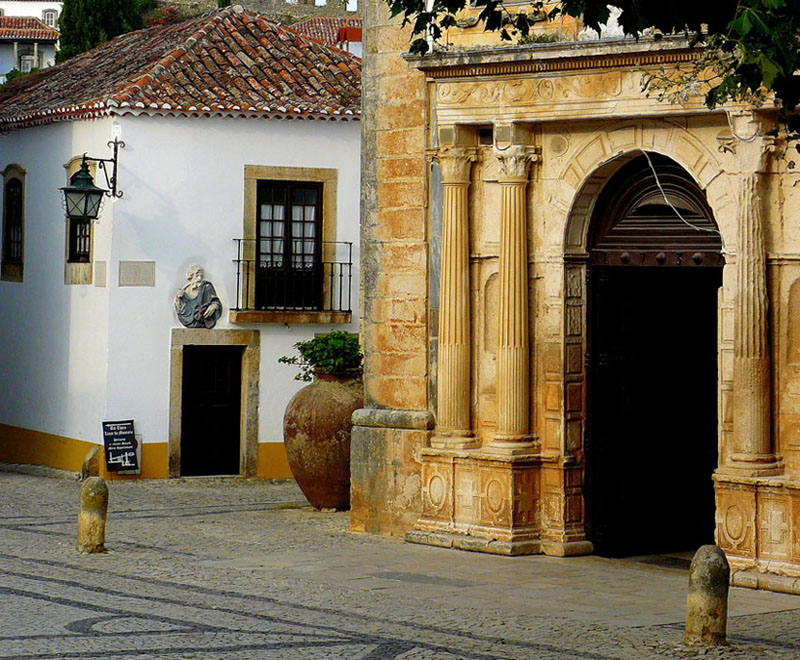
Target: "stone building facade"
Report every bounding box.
[353,3,800,592]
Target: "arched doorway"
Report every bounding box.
[585,153,724,557]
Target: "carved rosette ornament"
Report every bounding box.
[727,122,782,475]
[432,147,479,448]
[492,146,539,448]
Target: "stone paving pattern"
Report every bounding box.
[1,464,799,659]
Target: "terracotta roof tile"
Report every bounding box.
[291,16,361,46]
[0,16,59,41]
[0,6,360,129]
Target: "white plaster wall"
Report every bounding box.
[0,118,113,442]
[104,115,361,449]
[0,43,14,73]
[0,1,62,20]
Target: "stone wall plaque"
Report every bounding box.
[119,261,156,287]
[102,420,139,472]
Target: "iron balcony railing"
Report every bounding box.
[233,238,353,313]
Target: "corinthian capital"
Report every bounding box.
[495,145,540,182]
[727,110,776,173]
[435,147,477,184]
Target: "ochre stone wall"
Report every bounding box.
[349,1,429,536]
[355,0,800,591]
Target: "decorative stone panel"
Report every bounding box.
[715,480,756,558]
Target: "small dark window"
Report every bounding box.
[68,219,91,263]
[42,9,57,27]
[3,178,23,263]
[255,180,323,309]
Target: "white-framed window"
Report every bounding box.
[19,55,34,73]
[43,9,58,27]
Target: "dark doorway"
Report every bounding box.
[180,345,243,476]
[587,266,721,556]
[584,153,724,557]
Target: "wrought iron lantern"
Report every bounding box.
[60,138,125,220]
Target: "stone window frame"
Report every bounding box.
[63,156,96,285]
[230,164,350,324]
[168,328,260,478]
[42,9,57,27]
[1,163,26,283]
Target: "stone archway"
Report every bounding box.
[560,140,727,556]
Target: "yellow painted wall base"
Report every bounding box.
[1,423,293,480]
[257,442,293,479]
[0,423,168,479]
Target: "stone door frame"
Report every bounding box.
[560,140,732,542]
[169,328,260,478]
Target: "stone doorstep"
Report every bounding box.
[405,529,542,555]
[732,570,800,595]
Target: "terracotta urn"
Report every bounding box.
[283,370,363,509]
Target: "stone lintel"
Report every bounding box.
[351,408,434,430]
[405,529,541,556]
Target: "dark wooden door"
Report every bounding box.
[587,266,721,556]
[180,346,242,476]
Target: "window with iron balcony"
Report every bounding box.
[230,166,352,324]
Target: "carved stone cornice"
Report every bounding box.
[434,147,477,185]
[495,145,540,182]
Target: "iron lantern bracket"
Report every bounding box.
[81,137,125,198]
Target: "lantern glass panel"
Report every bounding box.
[64,190,87,218]
[84,190,103,219]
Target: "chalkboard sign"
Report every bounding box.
[102,420,139,472]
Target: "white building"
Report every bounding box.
[0,5,361,479]
[0,16,57,80]
[0,0,61,27]
[292,15,362,58]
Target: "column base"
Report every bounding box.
[485,437,538,456]
[430,431,480,450]
[717,453,784,477]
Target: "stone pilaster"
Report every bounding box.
[491,146,538,449]
[725,125,782,476]
[431,147,479,449]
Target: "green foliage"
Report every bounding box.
[3,68,38,84]
[279,331,363,382]
[386,0,800,134]
[57,0,152,63]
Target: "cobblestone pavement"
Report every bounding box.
[1,464,799,659]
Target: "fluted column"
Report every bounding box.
[727,131,782,475]
[491,146,537,449]
[431,147,478,449]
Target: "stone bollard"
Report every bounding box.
[77,477,108,553]
[81,446,101,481]
[684,544,730,646]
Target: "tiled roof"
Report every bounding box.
[0,5,360,130]
[291,16,361,46]
[0,16,59,41]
